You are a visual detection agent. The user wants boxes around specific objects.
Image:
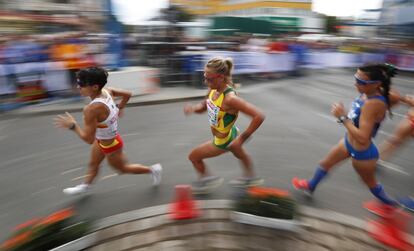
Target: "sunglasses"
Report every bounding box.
[204,73,222,82]
[354,74,379,85]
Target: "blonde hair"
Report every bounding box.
[206,57,234,86]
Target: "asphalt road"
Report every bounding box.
[0,69,413,241]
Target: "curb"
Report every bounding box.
[51,200,411,251]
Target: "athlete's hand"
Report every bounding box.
[54,112,77,129]
[331,102,346,118]
[183,104,193,116]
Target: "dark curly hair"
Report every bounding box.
[358,63,398,113]
[76,67,108,89]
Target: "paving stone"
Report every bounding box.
[151,240,189,251]
[95,224,126,242]
[343,226,389,248]
[159,223,204,240]
[300,231,339,249]
[119,230,161,250]
[307,245,330,251]
[185,235,207,250]
[243,234,274,251]
[204,221,241,233]
[122,215,165,233]
[202,209,231,220]
[206,233,244,250]
[87,239,123,251]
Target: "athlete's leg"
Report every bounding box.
[229,145,253,177]
[352,158,396,205]
[318,138,351,172]
[63,141,105,195]
[293,138,350,192]
[228,145,264,186]
[188,140,226,179]
[85,141,106,184]
[106,150,151,174]
[379,117,413,161]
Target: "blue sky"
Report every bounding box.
[112,0,384,25]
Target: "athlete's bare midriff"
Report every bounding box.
[210,127,230,139]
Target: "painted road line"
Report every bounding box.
[72,175,89,181]
[61,167,84,175]
[378,160,410,176]
[100,173,119,181]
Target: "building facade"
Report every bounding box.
[170,0,324,33]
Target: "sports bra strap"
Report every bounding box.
[223,86,235,95]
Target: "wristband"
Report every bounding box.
[337,115,349,124]
[69,123,76,130]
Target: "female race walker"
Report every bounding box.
[184,57,265,194]
[54,67,162,195]
[379,94,414,163]
[378,94,414,212]
[292,63,400,213]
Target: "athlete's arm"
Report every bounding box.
[184,89,210,115]
[54,107,99,145]
[193,100,207,114]
[342,101,381,145]
[76,106,99,144]
[225,94,265,141]
[401,94,414,107]
[106,87,131,109]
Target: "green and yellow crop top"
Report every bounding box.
[206,86,238,134]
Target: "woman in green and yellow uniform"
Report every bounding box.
[184,57,265,193]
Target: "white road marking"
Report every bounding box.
[72,175,89,181]
[123,132,142,137]
[100,173,119,180]
[378,130,393,137]
[61,167,84,175]
[115,183,137,190]
[396,77,414,83]
[0,143,84,168]
[390,112,405,118]
[378,160,410,176]
[314,112,337,123]
[31,186,55,196]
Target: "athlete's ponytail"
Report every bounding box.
[358,63,397,115]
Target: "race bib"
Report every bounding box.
[207,99,220,126]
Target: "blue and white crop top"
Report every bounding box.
[347,95,387,138]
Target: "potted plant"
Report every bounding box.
[231,187,301,231]
[1,208,91,251]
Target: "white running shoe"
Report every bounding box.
[63,183,89,195]
[192,176,223,194]
[150,163,162,186]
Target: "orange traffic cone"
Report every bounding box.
[365,200,413,251]
[170,185,200,220]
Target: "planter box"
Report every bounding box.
[230,211,302,232]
